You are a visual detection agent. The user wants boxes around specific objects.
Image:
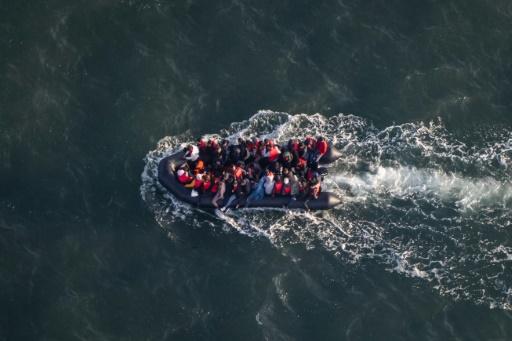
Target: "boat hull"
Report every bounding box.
[157,149,342,210]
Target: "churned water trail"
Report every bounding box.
[141,110,512,311]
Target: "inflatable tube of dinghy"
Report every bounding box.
[157,153,342,210]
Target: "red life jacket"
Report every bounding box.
[202,181,211,191]
[210,138,218,149]
[282,185,291,195]
[316,140,328,154]
[306,169,314,181]
[273,182,283,194]
[291,142,299,152]
[304,136,316,148]
[211,182,218,193]
[178,173,192,184]
[268,147,280,162]
[297,157,307,169]
[193,179,203,190]
[198,139,207,151]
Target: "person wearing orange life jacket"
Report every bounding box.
[262,143,281,163]
[233,161,246,180]
[193,159,205,174]
[314,136,329,162]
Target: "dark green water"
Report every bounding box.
[2,1,512,340]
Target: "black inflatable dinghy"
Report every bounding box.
[157,147,343,210]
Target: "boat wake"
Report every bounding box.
[141,110,512,311]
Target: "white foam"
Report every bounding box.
[141,110,512,311]
[334,166,512,211]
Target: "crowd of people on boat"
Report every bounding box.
[172,135,330,210]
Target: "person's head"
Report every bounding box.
[283,168,289,176]
[275,175,281,182]
[187,144,194,151]
[283,177,290,185]
[238,137,244,145]
[317,136,324,142]
[203,173,210,181]
[265,168,272,175]
[196,173,203,181]
[310,177,319,185]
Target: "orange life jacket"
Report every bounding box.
[194,160,205,173]
[234,167,244,180]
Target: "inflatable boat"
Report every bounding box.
[157,146,343,210]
